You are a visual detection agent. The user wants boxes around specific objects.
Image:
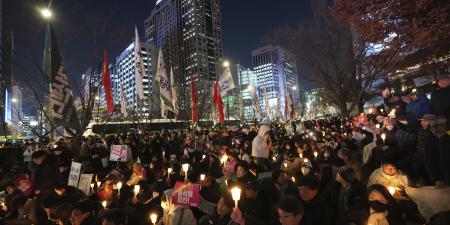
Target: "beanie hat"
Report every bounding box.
[337,166,355,183]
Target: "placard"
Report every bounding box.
[77,174,93,195]
[13,175,33,196]
[171,181,200,207]
[68,161,82,187]
[109,145,128,162]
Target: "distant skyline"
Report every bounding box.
[3,0,312,115]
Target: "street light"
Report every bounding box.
[40,8,53,19]
[222,60,230,68]
[292,86,297,90]
[11,98,17,103]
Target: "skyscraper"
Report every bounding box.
[115,41,153,115]
[145,0,223,113]
[252,45,299,119]
[232,64,258,122]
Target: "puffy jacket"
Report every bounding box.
[252,125,271,158]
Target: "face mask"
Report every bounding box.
[386,125,394,131]
[369,200,388,212]
[301,167,311,175]
[324,152,330,158]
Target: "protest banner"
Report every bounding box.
[68,161,82,187]
[171,181,200,207]
[77,174,94,195]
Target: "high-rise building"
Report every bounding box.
[115,41,153,114]
[145,0,223,113]
[11,85,22,125]
[232,64,257,122]
[252,45,299,118]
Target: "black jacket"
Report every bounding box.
[30,154,61,194]
[430,86,450,129]
[300,194,334,225]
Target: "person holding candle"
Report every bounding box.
[70,200,99,225]
[367,157,409,190]
[200,173,221,204]
[297,176,334,225]
[367,184,406,225]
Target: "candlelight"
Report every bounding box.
[182,164,189,180]
[284,162,288,168]
[200,174,205,181]
[231,187,241,208]
[380,108,384,113]
[150,213,158,224]
[304,158,309,163]
[117,181,122,190]
[376,124,380,129]
[221,154,228,164]
[90,183,95,189]
[300,153,303,159]
[168,167,173,175]
[388,186,396,195]
[381,133,386,142]
[202,154,206,159]
[97,181,101,188]
[291,176,296,182]
[314,152,318,158]
[102,201,107,208]
[134,185,140,196]
[272,156,276,161]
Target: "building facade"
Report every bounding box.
[115,41,153,115]
[145,0,223,113]
[232,64,257,122]
[252,45,299,119]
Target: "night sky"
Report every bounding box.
[3,0,312,115]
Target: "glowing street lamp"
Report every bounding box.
[222,60,230,68]
[40,8,53,19]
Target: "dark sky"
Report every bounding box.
[3,0,312,114]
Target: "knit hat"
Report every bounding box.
[337,166,355,183]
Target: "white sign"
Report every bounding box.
[109,145,129,162]
[78,174,94,195]
[67,161,82,187]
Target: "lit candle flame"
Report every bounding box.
[314,152,318,158]
[200,174,205,181]
[388,186,396,195]
[102,201,107,208]
[150,213,158,224]
[231,187,241,208]
[381,133,386,142]
[134,185,140,196]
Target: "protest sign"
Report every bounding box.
[13,175,33,196]
[68,161,82,187]
[77,174,94,195]
[109,145,129,162]
[171,181,200,207]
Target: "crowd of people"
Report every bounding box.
[0,74,449,225]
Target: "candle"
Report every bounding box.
[200,174,205,181]
[314,152,318,158]
[375,124,380,129]
[225,180,228,186]
[182,164,189,180]
[202,154,206,160]
[167,167,173,178]
[304,158,309,163]
[221,154,228,164]
[300,153,303,159]
[291,176,296,183]
[231,187,241,208]
[90,183,95,189]
[381,133,386,142]
[102,201,107,208]
[134,185,140,196]
[380,108,384,113]
[388,186,396,195]
[284,162,288,168]
[272,156,276,161]
[97,181,101,188]
[150,213,158,224]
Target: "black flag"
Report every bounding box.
[43,22,81,132]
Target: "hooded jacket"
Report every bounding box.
[252,125,271,158]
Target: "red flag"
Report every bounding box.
[190,75,199,122]
[102,50,114,113]
[213,79,225,125]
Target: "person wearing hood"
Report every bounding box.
[367,157,409,189]
[252,125,272,171]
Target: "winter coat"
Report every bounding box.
[367,167,408,189]
[430,86,450,129]
[252,125,271,158]
[29,154,61,194]
[300,195,334,225]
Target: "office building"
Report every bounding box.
[252,45,299,118]
[232,64,258,122]
[145,0,223,113]
[115,41,153,114]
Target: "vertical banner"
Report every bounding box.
[44,22,81,131]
